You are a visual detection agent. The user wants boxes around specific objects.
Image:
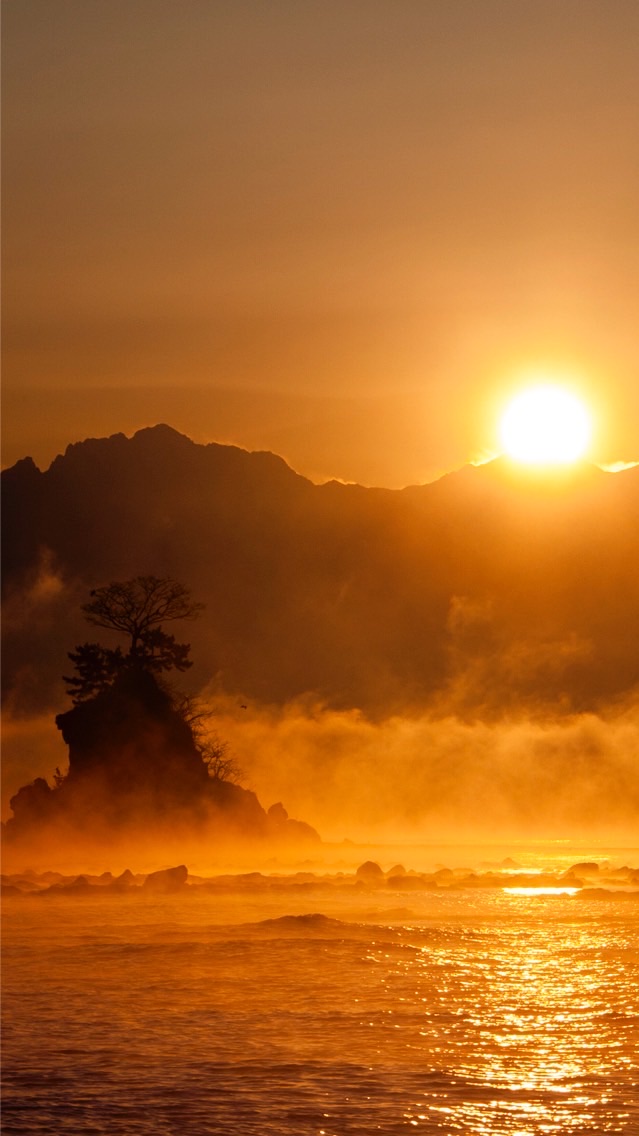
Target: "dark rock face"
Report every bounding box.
[8,778,53,824]
[55,669,209,809]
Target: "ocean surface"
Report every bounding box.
[3,854,639,1135]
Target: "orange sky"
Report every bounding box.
[3,0,638,486]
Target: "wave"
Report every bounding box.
[244,912,354,935]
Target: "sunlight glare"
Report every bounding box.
[499,385,592,465]
[503,887,580,896]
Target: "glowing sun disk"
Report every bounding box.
[499,385,591,465]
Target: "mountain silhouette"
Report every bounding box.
[3,425,638,717]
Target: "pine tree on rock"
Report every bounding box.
[64,575,203,702]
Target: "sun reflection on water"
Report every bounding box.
[387,896,638,1132]
[503,886,580,896]
[3,887,638,1134]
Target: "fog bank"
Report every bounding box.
[206,693,639,843]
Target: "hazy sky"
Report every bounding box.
[3,0,638,485]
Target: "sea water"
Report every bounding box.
[3,878,638,1134]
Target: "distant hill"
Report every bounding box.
[3,424,638,717]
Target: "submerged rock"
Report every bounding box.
[356,861,384,882]
[142,864,188,893]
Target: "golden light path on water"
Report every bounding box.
[3,876,638,1134]
[503,887,580,896]
[395,896,637,1133]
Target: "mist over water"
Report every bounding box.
[4,693,638,854]
[190,693,639,846]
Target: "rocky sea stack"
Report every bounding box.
[5,666,319,847]
[4,575,319,852]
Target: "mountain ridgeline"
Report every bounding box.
[3,424,639,718]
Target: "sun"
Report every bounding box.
[498,385,592,465]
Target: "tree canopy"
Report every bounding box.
[64,575,203,702]
[83,576,203,649]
